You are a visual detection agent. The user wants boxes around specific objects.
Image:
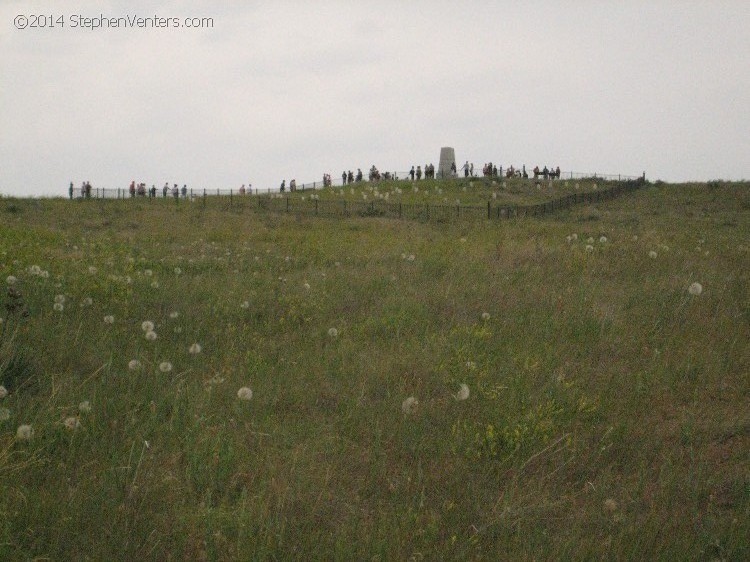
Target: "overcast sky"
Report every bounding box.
[1,1,748,197]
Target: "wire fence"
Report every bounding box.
[75,170,644,201]
[251,178,646,221]
[72,176,646,222]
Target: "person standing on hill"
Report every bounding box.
[69,182,74,199]
[410,166,415,181]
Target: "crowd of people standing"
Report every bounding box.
[69,159,566,199]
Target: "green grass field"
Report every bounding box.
[1,180,748,560]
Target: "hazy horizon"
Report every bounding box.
[2,1,748,197]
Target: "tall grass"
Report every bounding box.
[0,181,747,560]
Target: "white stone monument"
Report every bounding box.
[438,147,456,179]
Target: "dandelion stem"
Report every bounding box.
[128,440,148,499]
[517,433,571,473]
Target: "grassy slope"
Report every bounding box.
[0,182,748,560]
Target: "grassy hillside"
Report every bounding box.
[0,181,748,560]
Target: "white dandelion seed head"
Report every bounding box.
[303,282,311,291]
[599,236,608,243]
[16,424,33,440]
[688,282,703,296]
[40,270,49,278]
[481,312,491,321]
[150,281,159,288]
[103,315,115,324]
[466,361,477,370]
[174,267,182,275]
[63,416,81,430]
[603,498,618,512]
[144,269,153,277]
[585,245,594,252]
[158,361,173,373]
[0,407,10,421]
[649,251,658,259]
[237,386,253,401]
[145,330,157,341]
[53,302,64,312]
[189,343,202,354]
[401,396,418,415]
[169,311,180,319]
[54,294,66,304]
[81,297,93,307]
[456,383,470,401]
[586,237,594,244]
[29,265,41,275]
[88,266,98,274]
[78,400,91,413]
[6,275,17,285]
[141,320,154,332]
[328,327,338,338]
[0,385,7,399]
[240,301,250,309]
[407,254,415,262]
[128,359,141,370]
[571,233,578,241]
